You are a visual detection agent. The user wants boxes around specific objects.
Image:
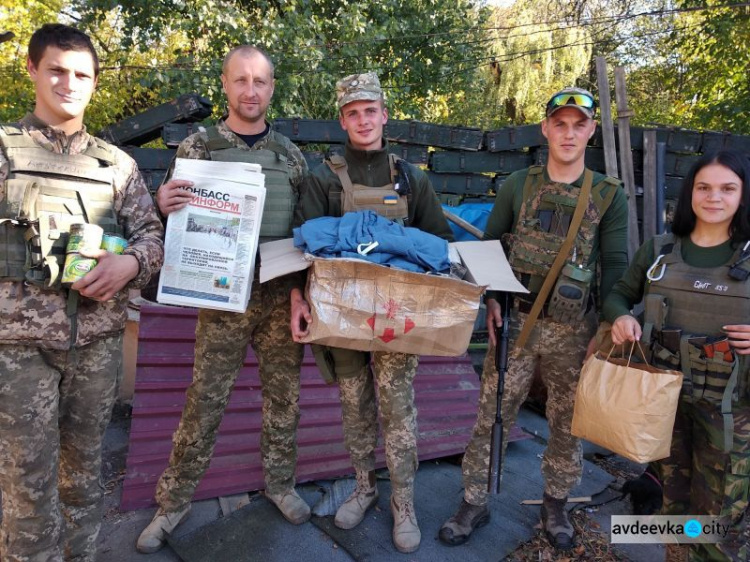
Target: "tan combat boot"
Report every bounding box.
[265,488,311,525]
[391,490,420,553]
[438,499,490,545]
[541,493,575,550]
[136,504,191,553]
[334,470,378,529]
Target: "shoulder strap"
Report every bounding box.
[82,137,117,166]
[521,165,544,203]
[201,126,234,152]
[325,154,354,193]
[591,175,621,215]
[263,139,291,161]
[513,169,595,355]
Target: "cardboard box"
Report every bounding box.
[260,239,526,357]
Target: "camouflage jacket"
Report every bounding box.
[165,119,308,295]
[0,114,165,349]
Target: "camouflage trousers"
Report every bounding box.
[333,348,419,499]
[461,308,597,506]
[155,278,304,511]
[0,335,123,562]
[655,398,750,562]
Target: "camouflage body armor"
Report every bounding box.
[325,153,409,223]
[644,233,750,451]
[0,124,121,289]
[503,166,619,319]
[200,126,295,240]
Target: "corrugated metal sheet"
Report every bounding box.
[121,303,486,511]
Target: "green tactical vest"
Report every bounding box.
[0,124,122,289]
[644,233,750,451]
[200,126,295,240]
[504,165,620,294]
[325,153,409,223]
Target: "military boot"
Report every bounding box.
[136,504,191,553]
[438,499,491,546]
[540,493,574,550]
[334,470,378,529]
[265,488,311,525]
[391,490,420,553]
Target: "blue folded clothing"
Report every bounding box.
[293,210,450,273]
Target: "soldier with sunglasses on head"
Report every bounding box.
[439,87,629,551]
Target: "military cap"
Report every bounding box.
[336,72,383,109]
[545,87,597,119]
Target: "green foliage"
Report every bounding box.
[0,0,64,123]
[666,1,750,133]
[63,0,488,125]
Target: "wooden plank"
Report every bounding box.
[643,130,658,242]
[272,119,347,143]
[702,132,750,153]
[614,66,641,255]
[484,125,543,152]
[426,171,494,195]
[430,150,532,173]
[596,56,619,179]
[385,120,484,151]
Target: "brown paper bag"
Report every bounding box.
[571,347,683,463]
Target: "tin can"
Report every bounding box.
[61,224,103,286]
[61,254,97,285]
[101,234,127,255]
[66,223,104,253]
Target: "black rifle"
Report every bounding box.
[488,291,512,494]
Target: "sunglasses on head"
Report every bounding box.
[546,93,596,111]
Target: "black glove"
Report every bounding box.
[622,469,663,515]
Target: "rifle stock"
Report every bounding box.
[488,292,512,494]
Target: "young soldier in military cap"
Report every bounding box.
[290,72,453,553]
[439,87,629,550]
[136,45,311,554]
[0,23,164,561]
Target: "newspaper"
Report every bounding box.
[157,158,266,312]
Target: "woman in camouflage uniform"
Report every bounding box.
[605,150,750,561]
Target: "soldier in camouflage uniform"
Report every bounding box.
[439,88,629,550]
[606,150,750,561]
[0,24,164,562]
[136,45,310,554]
[290,73,453,554]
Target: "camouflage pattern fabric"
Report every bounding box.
[155,276,304,510]
[504,172,608,287]
[0,335,123,562]
[461,308,597,506]
[337,351,419,498]
[656,398,750,561]
[335,73,383,109]
[0,113,165,350]
[174,120,307,189]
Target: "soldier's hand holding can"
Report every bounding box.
[72,234,136,302]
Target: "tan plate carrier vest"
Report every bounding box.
[325,153,409,223]
[200,126,295,240]
[644,233,750,451]
[0,124,121,289]
[503,165,619,296]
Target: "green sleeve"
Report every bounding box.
[484,171,523,241]
[602,240,656,323]
[596,183,630,303]
[294,165,333,226]
[408,168,454,241]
